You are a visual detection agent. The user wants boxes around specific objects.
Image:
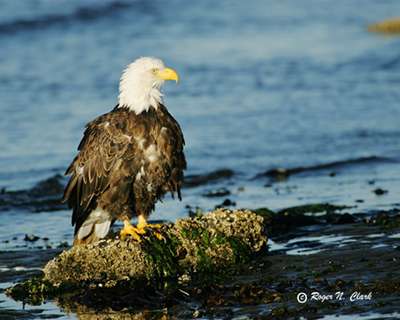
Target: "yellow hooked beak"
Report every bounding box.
[156,67,179,83]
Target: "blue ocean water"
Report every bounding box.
[1,0,400,318]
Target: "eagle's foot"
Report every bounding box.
[146,224,164,241]
[120,220,146,242]
[137,216,164,241]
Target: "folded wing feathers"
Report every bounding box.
[64,113,131,230]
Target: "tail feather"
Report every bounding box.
[73,232,102,246]
[73,222,110,246]
[73,210,112,246]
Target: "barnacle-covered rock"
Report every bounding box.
[39,209,266,290]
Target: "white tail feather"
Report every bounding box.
[94,220,111,238]
[76,207,111,241]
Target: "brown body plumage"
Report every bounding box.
[63,104,186,244]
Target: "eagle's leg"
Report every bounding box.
[120,219,146,242]
[137,214,164,240]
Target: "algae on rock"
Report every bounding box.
[41,209,266,289]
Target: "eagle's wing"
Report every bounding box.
[157,105,186,199]
[63,111,133,234]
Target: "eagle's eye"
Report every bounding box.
[151,68,158,74]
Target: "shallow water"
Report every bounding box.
[1,0,400,318]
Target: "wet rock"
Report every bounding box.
[332,213,356,224]
[57,241,69,248]
[254,204,351,237]
[365,211,400,229]
[214,198,236,209]
[29,174,65,196]
[24,234,40,242]
[5,277,61,305]
[256,156,394,180]
[186,205,204,218]
[7,209,266,303]
[184,169,234,188]
[277,203,350,216]
[373,188,388,196]
[202,188,230,198]
[0,174,66,212]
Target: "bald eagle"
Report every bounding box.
[63,57,186,245]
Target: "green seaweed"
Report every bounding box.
[6,276,62,305]
[278,203,349,215]
[366,211,400,230]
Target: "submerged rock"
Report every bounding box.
[202,187,231,198]
[256,156,394,181]
[373,188,388,196]
[183,169,234,188]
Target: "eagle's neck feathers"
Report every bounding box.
[117,62,164,114]
[118,84,163,114]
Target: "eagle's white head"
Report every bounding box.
[118,57,179,114]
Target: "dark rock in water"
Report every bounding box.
[184,169,234,188]
[366,210,400,229]
[0,174,66,212]
[24,234,40,242]
[222,198,235,206]
[57,241,69,249]
[186,205,204,218]
[215,198,236,209]
[256,156,395,180]
[277,203,350,216]
[5,277,59,306]
[332,213,356,224]
[373,188,388,196]
[29,174,65,196]
[255,203,351,237]
[202,188,231,198]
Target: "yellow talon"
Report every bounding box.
[153,231,164,241]
[120,220,145,242]
[137,215,164,241]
